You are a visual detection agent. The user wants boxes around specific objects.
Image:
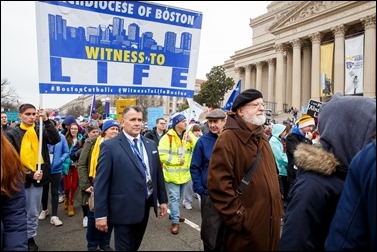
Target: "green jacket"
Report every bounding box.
[75,137,97,207]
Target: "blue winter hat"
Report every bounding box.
[172,113,186,128]
[102,119,120,132]
[62,115,76,127]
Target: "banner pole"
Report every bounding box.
[37,94,43,183]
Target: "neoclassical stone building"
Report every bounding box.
[223,1,376,114]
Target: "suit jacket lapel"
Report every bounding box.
[118,133,145,176]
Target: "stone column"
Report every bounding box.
[286,50,293,108]
[309,32,322,101]
[291,39,302,110]
[172,97,177,113]
[267,59,275,104]
[245,65,252,90]
[256,62,263,91]
[302,41,312,106]
[250,64,256,89]
[234,67,242,90]
[361,14,376,97]
[275,44,285,113]
[163,96,170,117]
[332,25,347,94]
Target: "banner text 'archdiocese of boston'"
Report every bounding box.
[36,1,202,98]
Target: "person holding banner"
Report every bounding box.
[159,113,197,235]
[5,103,61,251]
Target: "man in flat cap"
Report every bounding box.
[190,109,227,248]
[207,89,283,250]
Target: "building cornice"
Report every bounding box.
[269,1,366,33]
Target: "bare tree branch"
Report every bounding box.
[1,79,21,111]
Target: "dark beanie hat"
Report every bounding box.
[62,115,76,127]
[231,89,263,112]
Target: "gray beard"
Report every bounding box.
[244,114,266,126]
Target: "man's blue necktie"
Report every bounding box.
[133,138,152,198]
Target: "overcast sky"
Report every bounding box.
[1,1,271,109]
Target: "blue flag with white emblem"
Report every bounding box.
[222,80,241,111]
[89,95,96,119]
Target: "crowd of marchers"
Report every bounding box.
[1,90,375,251]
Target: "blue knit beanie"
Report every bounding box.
[172,114,186,128]
[102,119,120,132]
[62,115,76,127]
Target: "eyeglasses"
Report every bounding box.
[24,113,37,116]
[245,103,265,109]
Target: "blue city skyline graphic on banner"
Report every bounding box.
[223,80,241,111]
[36,1,202,98]
[48,15,192,68]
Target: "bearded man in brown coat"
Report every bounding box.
[207,89,283,251]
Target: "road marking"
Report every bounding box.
[167,208,201,232]
[184,218,201,231]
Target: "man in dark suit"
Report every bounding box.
[94,105,168,251]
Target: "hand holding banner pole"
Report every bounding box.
[183,97,194,149]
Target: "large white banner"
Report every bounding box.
[345,34,364,95]
[181,100,205,122]
[35,1,202,98]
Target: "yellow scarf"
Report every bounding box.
[20,122,44,171]
[89,136,103,178]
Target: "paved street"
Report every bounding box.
[35,197,203,251]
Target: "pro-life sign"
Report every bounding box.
[306,99,322,118]
[35,1,202,98]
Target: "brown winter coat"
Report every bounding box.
[207,114,283,251]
